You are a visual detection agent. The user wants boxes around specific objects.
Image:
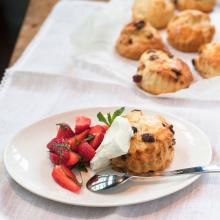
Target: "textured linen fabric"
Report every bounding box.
[0,71,220,220]
[1,0,220,220]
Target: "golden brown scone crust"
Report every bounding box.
[172,0,216,13]
[167,10,215,52]
[115,20,166,60]
[193,42,220,78]
[133,50,193,95]
[132,0,174,29]
[111,110,175,174]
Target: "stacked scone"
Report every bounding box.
[111,110,175,174]
[115,0,219,95]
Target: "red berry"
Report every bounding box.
[75,116,91,134]
[89,133,104,150]
[66,151,80,167]
[78,142,95,162]
[56,123,74,139]
[52,165,81,192]
[47,137,64,151]
[47,138,70,163]
[66,129,89,151]
[89,125,106,134]
[101,125,109,132]
[49,152,60,165]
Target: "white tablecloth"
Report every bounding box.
[1,1,220,220]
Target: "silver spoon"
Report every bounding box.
[86,165,220,192]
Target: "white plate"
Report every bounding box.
[4,107,212,207]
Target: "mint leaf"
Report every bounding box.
[111,107,125,123]
[75,162,88,172]
[84,134,95,142]
[97,112,110,126]
[97,107,125,127]
[107,113,112,125]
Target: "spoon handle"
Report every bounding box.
[131,165,220,178]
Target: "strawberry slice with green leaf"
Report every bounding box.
[56,123,74,139]
[66,129,89,151]
[52,165,81,192]
[89,133,104,150]
[47,138,70,164]
[75,116,91,134]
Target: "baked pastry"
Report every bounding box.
[115,20,166,60]
[192,42,220,78]
[133,49,193,94]
[132,0,174,29]
[167,10,215,52]
[172,0,216,13]
[111,110,175,174]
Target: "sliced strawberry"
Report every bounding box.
[66,151,80,167]
[56,123,74,139]
[75,116,91,134]
[49,152,60,165]
[47,138,70,163]
[78,142,95,162]
[89,125,106,134]
[52,165,81,192]
[89,133,104,150]
[66,129,89,151]
[49,149,70,164]
[102,125,109,132]
[47,137,64,152]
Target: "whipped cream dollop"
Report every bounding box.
[90,116,133,171]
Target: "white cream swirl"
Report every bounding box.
[90,116,133,171]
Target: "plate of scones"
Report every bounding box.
[71,0,220,99]
[4,107,212,206]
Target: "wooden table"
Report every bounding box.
[10,0,109,65]
[10,0,58,65]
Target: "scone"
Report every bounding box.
[192,42,220,78]
[115,20,166,60]
[111,110,175,174]
[172,0,216,13]
[167,10,215,52]
[132,0,174,29]
[133,49,193,94]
